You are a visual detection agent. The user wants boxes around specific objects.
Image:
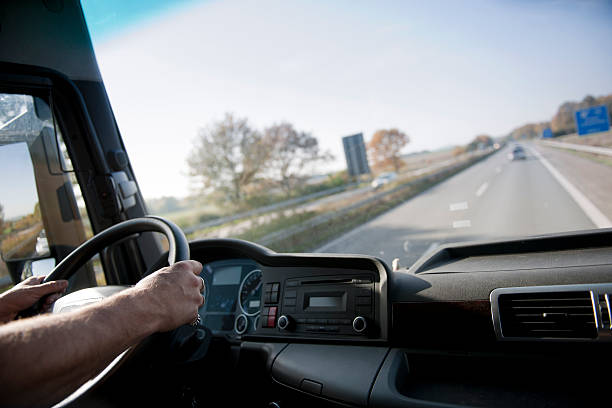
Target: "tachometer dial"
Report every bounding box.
[239,269,262,316]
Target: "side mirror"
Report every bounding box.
[20,257,56,281]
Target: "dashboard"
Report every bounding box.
[192,240,388,342]
[182,230,612,408]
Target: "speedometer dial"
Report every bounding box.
[239,269,262,316]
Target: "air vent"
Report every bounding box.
[498,291,596,339]
[598,294,611,329]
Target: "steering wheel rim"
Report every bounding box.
[44,216,189,283]
[45,216,191,408]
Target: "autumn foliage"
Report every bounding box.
[367,129,410,171]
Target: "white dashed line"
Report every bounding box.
[475,182,489,197]
[403,241,411,253]
[452,220,471,228]
[449,201,468,211]
[530,146,612,228]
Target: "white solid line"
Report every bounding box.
[452,220,471,228]
[530,146,612,228]
[475,182,489,197]
[449,201,468,211]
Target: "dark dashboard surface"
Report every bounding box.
[181,229,612,408]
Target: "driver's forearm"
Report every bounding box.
[0,287,159,407]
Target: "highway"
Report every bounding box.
[317,144,603,268]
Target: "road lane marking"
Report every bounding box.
[449,201,468,211]
[475,182,489,197]
[403,241,411,253]
[530,146,612,228]
[452,220,471,228]
[495,166,502,174]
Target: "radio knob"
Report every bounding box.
[352,316,367,334]
[277,315,292,330]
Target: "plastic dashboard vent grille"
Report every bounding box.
[498,291,596,339]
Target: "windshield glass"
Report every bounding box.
[81,0,612,268]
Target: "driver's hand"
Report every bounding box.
[0,276,68,323]
[135,260,205,332]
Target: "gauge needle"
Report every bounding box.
[250,282,262,297]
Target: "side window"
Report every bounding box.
[0,93,105,291]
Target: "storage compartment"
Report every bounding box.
[371,348,608,408]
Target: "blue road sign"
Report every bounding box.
[574,105,610,136]
[542,128,553,138]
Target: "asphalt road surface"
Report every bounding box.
[317,143,601,268]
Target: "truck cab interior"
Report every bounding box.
[1,1,611,407]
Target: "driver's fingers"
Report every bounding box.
[173,260,203,276]
[22,276,45,286]
[44,292,63,305]
[27,280,68,297]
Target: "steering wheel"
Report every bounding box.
[30,216,202,407]
[43,216,189,283]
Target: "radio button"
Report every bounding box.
[357,288,371,296]
[356,296,372,305]
[270,292,279,303]
[356,305,372,315]
[285,290,297,298]
[284,298,296,306]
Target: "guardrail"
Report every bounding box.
[539,140,612,157]
[183,183,357,234]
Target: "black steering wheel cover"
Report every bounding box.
[43,216,189,283]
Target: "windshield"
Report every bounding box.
[81,0,612,268]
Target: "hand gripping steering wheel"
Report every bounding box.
[30,216,206,407]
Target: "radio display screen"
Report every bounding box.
[304,292,347,312]
[309,296,343,308]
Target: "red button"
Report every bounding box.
[269,306,277,316]
[267,315,276,328]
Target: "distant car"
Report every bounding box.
[508,145,527,161]
[371,172,397,189]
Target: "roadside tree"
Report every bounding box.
[188,114,270,205]
[368,129,409,172]
[264,123,332,196]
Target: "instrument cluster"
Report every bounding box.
[198,258,262,336]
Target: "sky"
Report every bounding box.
[81,0,612,199]
[0,143,39,219]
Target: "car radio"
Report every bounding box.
[259,274,376,336]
